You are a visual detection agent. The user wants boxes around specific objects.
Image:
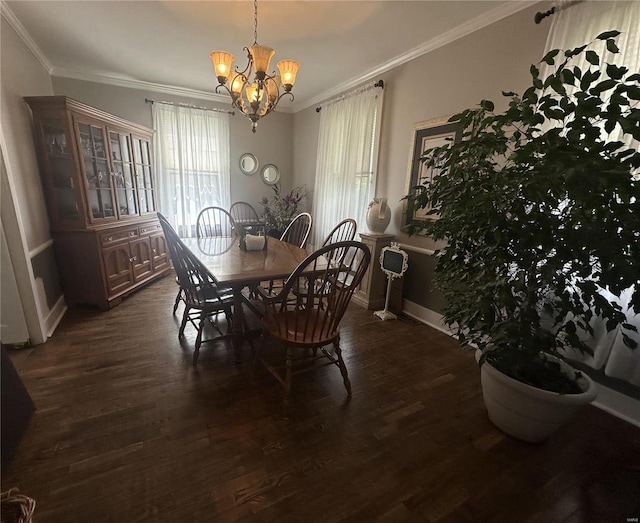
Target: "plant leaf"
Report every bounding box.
[565,44,587,58]
[585,50,599,66]
[606,63,627,80]
[530,64,540,79]
[597,30,620,40]
[591,79,617,95]
[625,85,640,100]
[480,100,495,111]
[622,333,638,349]
[542,49,560,65]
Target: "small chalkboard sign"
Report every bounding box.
[379,243,408,280]
[375,243,408,321]
[381,249,406,277]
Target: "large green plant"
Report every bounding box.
[405,31,640,393]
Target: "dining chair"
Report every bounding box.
[321,218,357,246]
[254,240,371,412]
[280,212,312,248]
[159,213,234,364]
[229,201,260,225]
[172,207,237,315]
[291,218,358,302]
[196,206,237,239]
[259,211,313,296]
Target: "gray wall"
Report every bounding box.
[1,15,61,345]
[293,2,551,313]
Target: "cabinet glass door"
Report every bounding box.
[42,122,78,221]
[79,121,116,221]
[132,137,156,214]
[109,130,138,218]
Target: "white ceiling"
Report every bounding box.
[3,0,539,112]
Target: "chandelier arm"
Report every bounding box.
[273,91,295,106]
[260,91,294,118]
[236,48,254,78]
[215,84,246,114]
[215,83,233,98]
[264,71,278,82]
[237,96,251,116]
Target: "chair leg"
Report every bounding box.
[178,306,190,339]
[193,313,206,365]
[224,307,233,330]
[334,339,351,396]
[173,288,182,315]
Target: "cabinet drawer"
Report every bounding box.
[139,222,162,236]
[101,228,139,246]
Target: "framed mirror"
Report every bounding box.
[239,153,259,175]
[262,164,280,185]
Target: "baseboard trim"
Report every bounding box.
[402,300,454,336]
[402,299,640,428]
[592,384,640,428]
[44,295,66,339]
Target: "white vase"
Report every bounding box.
[476,350,598,443]
[366,197,391,235]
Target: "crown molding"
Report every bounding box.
[1,0,52,74]
[50,67,296,113]
[50,66,223,103]
[294,0,540,113]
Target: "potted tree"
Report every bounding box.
[405,31,640,442]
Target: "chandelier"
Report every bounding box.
[210,0,300,133]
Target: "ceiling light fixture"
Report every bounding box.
[210,0,300,133]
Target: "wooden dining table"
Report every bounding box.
[181,235,311,361]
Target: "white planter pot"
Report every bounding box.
[477,351,598,443]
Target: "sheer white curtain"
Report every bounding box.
[545,0,640,385]
[312,84,384,247]
[152,103,231,237]
[543,0,640,150]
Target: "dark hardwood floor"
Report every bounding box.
[3,274,640,522]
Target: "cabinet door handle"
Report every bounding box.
[129,231,135,236]
[106,236,113,242]
[130,256,137,263]
[152,248,157,255]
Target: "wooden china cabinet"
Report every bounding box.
[25,96,170,310]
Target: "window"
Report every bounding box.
[152,103,231,237]
[312,84,384,246]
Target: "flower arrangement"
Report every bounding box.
[258,184,307,233]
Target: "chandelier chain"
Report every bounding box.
[253,0,258,45]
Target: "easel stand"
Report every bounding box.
[374,275,398,321]
[373,243,408,321]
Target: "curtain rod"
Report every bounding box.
[145,98,234,115]
[534,1,583,24]
[316,80,384,113]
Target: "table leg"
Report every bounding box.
[232,285,245,363]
